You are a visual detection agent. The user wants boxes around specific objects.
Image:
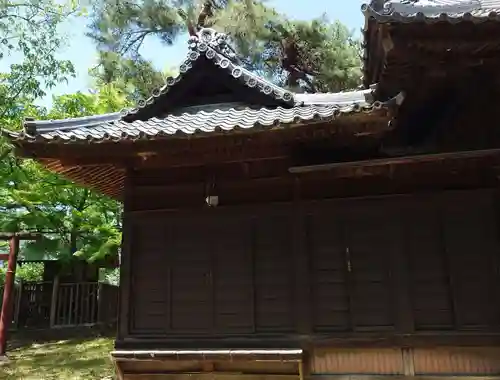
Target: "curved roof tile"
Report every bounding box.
[363,0,500,23]
[6,99,393,144]
[121,28,295,119]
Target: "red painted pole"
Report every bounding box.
[0,236,19,358]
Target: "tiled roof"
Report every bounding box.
[122,28,295,119]
[363,0,500,23]
[6,87,400,144]
[2,24,407,146]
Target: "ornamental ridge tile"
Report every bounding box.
[120,28,295,119]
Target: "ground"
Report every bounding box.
[0,336,115,380]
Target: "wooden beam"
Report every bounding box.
[134,153,290,170]
[114,333,500,351]
[132,158,292,186]
[18,119,390,162]
[111,349,303,362]
[131,151,500,200]
[122,375,300,380]
[388,46,500,70]
[0,232,41,241]
[313,377,500,380]
[48,147,290,170]
[132,176,290,195]
[289,148,500,174]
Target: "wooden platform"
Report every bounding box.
[112,349,304,380]
[112,346,500,379]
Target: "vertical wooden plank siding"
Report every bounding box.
[342,198,398,330]
[293,179,312,334]
[413,347,500,374]
[441,191,500,330]
[212,213,254,333]
[130,214,171,333]
[252,208,294,332]
[311,348,405,374]
[407,195,454,330]
[308,202,351,332]
[124,188,500,341]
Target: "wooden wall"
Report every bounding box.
[119,188,500,346]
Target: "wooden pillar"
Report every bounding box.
[13,280,22,330]
[49,275,60,327]
[0,236,19,358]
[97,281,104,325]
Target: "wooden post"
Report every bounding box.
[0,232,40,360]
[97,282,104,325]
[0,236,20,359]
[13,280,22,330]
[49,275,60,328]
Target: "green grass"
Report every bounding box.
[0,337,115,379]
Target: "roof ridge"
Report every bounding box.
[383,0,481,15]
[5,90,404,143]
[362,0,500,23]
[13,87,385,137]
[10,103,388,143]
[23,112,122,134]
[120,28,295,120]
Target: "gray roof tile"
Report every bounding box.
[295,88,375,106]
[5,98,393,144]
[121,28,295,119]
[2,27,405,145]
[363,0,500,23]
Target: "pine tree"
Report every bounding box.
[87,0,362,95]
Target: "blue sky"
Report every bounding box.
[1,0,366,107]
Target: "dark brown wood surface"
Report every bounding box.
[121,188,500,347]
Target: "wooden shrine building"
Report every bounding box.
[5,0,500,377]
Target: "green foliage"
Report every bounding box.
[0,262,44,283]
[100,267,120,285]
[0,83,131,262]
[0,0,77,117]
[90,51,167,102]
[1,337,115,379]
[87,0,186,55]
[86,0,362,95]
[0,1,130,265]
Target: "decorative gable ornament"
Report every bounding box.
[123,27,297,119]
[187,28,239,62]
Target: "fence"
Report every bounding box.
[0,281,118,330]
[18,282,52,329]
[0,283,21,330]
[53,282,99,327]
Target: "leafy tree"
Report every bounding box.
[0,1,128,266]
[89,51,168,103]
[0,262,44,284]
[0,83,131,263]
[87,0,362,95]
[0,0,79,220]
[0,0,77,118]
